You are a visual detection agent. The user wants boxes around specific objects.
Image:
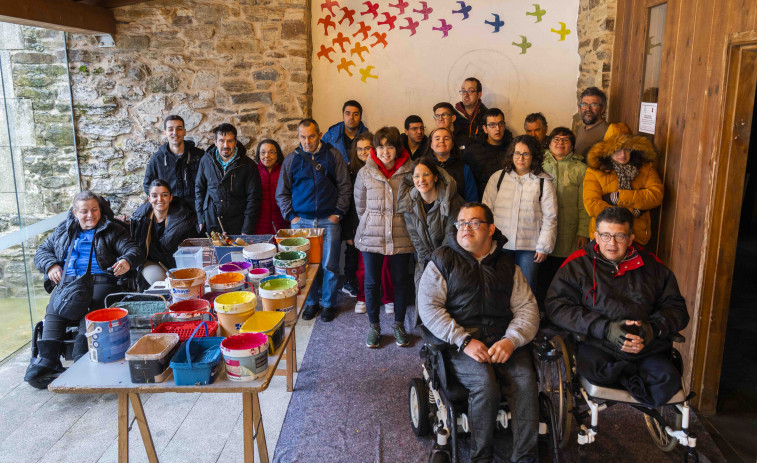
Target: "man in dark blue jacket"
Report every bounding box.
[320,100,369,165]
[276,119,352,321]
[143,115,205,206]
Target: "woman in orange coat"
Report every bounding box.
[583,130,663,245]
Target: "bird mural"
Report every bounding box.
[485,13,504,33]
[353,21,372,41]
[361,1,380,19]
[378,12,398,30]
[332,32,351,52]
[370,32,388,48]
[337,57,357,76]
[316,44,336,63]
[452,1,472,20]
[339,7,356,26]
[400,17,419,36]
[413,1,433,21]
[360,66,378,83]
[526,4,546,23]
[512,35,532,54]
[388,0,409,15]
[350,42,370,62]
[317,15,336,35]
[320,0,339,16]
[550,21,570,41]
[432,19,453,38]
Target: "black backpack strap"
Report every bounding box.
[297,150,338,190]
[539,177,544,202]
[496,169,507,191]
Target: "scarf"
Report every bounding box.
[612,161,639,189]
[369,147,409,179]
[215,147,238,171]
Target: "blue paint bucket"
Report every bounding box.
[85,308,131,363]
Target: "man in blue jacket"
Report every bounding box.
[276,119,352,321]
[320,100,369,165]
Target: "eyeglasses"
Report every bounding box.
[454,219,488,230]
[513,151,532,158]
[459,90,479,95]
[356,146,372,152]
[551,137,571,144]
[597,232,629,243]
[579,102,603,110]
[434,113,453,120]
[486,122,506,128]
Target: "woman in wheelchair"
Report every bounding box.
[545,206,689,408]
[25,191,144,389]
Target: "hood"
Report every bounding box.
[586,133,657,170]
[397,166,458,215]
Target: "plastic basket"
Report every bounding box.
[214,235,275,265]
[151,311,219,341]
[105,293,169,331]
[179,238,217,265]
[170,322,224,386]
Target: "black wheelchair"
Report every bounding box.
[537,330,699,462]
[408,326,561,463]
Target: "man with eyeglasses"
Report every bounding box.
[464,108,514,200]
[454,77,489,140]
[432,102,470,151]
[418,202,540,463]
[401,115,429,160]
[545,206,689,408]
[574,87,610,158]
[321,100,369,165]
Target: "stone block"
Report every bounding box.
[192,71,218,89]
[221,80,254,93]
[79,118,133,137]
[230,92,272,105]
[281,21,306,40]
[218,22,254,37]
[146,75,180,93]
[73,103,118,117]
[36,124,74,146]
[172,103,203,131]
[216,39,258,53]
[117,35,150,50]
[11,52,56,65]
[239,113,260,124]
[173,16,193,27]
[254,69,279,81]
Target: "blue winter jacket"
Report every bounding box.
[320,121,369,165]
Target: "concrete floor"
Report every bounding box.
[0,317,317,463]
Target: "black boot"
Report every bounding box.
[72,334,89,361]
[24,340,65,389]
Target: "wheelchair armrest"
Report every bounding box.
[670,332,685,343]
[531,334,560,361]
[418,325,457,352]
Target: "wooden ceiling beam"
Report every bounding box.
[74,0,153,8]
[0,0,116,35]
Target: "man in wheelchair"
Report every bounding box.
[545,206,689,408]
[417,202,541,463]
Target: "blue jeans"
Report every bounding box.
[363,251,412,325]
[504,250,540,292]
[292,217,341,308]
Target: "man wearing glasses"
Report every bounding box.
[418,202,540,463]
[465,108,514,200]
[545,206,689,407]
[432,102,470,150]
[574,87,610,158]
[454,77,489,140]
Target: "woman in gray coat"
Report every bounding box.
[354,127,415,348]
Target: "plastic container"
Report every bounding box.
[240,311,285,355]
[214,291,257,337]
[85,308,131,363]
[220,333,269,381]
[208,272,247,293]
[173,247,204,270]
[273,250,308,290]
[215,235,275,265]
[170,322,224,386]
[167,268,206,302]
[248,268,270,296]
[125,333,180,383]
[243,243,277,273]
[258,275,299,326]
[151,311,218,341]
[219,261,252,282]
[179,238,217,265]
[104,293,169,332]
[168,298,211,320]
[276,238,311,264]
[276,229,324,263]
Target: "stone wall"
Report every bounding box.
[66,0,311,215]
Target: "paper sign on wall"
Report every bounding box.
[639,102,657,134]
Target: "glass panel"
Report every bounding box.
[641,3,667,104]
[0,243,32,359]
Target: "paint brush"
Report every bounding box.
[158,262,177,279]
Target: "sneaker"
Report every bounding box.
[366,325,381,348]
[302,304,320,320]
[384,302,395,314]
[341,282,358,298]
[354,301,367,314]
[393,324,409,347]
[320,305,336,322]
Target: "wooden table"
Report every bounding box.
[49,264,319,463]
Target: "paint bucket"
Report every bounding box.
[248,267,270,296]
[220,333,269,381]
[203,265,220,280]
[85,308,131,363]
[277,237,311,264]
[167,268,206,302]
[214,291,257,314]
[273,250,308,290]
[168,299,211,320]
[258,275,299,326]
[219,261,252,282]
[208,272,247,293]
[243,243,277,273]
[240,310,285,354]
[201,291,224,307]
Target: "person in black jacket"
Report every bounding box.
[401,115,429,160]
[131,179,198,285]
[545,206,690,407]
[464,107,513,200]
[194,123,262,235]
[143,115,205,206]
[27,191,144,388]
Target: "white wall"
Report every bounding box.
[311,0,580,136]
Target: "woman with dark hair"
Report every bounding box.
[254,139,289,235]
[354,126,414,348]
[398,158,464,287]
[482,135,558,290]
[27,191,144,388]
[583,127,663,245]
[130,178,197,284]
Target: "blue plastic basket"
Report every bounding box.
[170,322,224,386]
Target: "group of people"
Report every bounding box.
[24,78,690,463]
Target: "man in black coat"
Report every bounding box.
[401,115,429,160]
[464,107,513,200]
[545,207,690,407]
[194,123,262,235]
[143,115,205,206]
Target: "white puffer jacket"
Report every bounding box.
[354,155,415,255]
[482,169,558,254]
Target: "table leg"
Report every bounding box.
[129,393,159,463]
[252,393,269,463]
[243,392,269,463]
[286,333,294,392]
[291,325,298,373]
[118,392,129,463]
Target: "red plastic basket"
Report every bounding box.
[151,311,218,341]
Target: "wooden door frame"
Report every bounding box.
[692,36,757,415]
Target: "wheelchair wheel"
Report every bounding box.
[31,321,44,359]
[643,406,682,452]
[538,392,560,463]
[539,335,574,449]
[409,378,432,436]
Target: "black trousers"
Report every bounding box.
[576,343,682,408]
[343,242,359,285]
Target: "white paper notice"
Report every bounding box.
[639,102,657,134]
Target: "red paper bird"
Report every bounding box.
[317,15,336,35]
[332,32,351,53]
[350,42,370,62]
[339,6,356,26]
[432,18,452,38]
[378,12,398,30]
[361,1,380,19]
[352,21,372,40]
[370,32,388,48]
[317,44,336,63]
[320,0,340,15]
[388,0,409,15]
[337,57,357,76]
[400,17,419,36]
[413,1,433,21]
